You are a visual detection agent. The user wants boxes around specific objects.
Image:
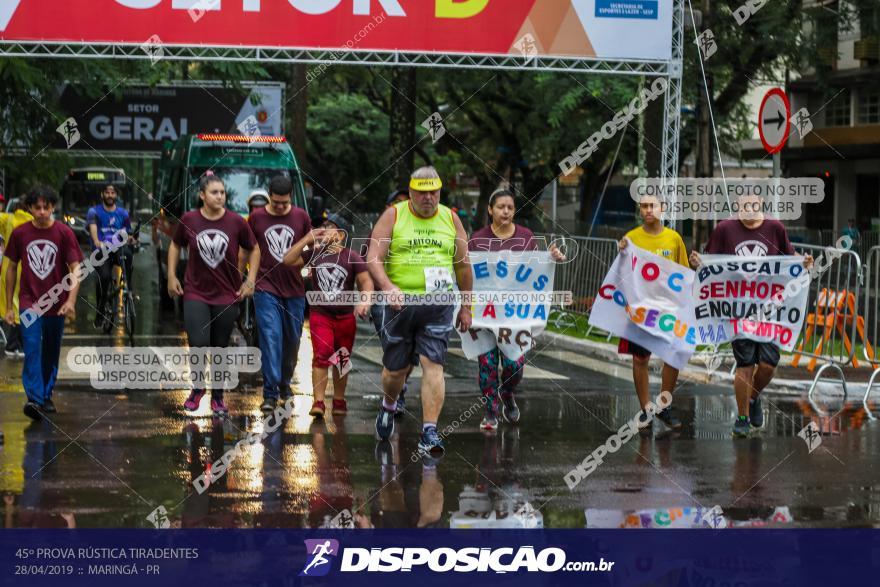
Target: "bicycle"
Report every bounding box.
[98,222,142,344]
[239,294,259,347]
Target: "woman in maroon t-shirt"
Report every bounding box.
[167,176,259,416]
[468,189,565,432]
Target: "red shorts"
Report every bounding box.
[618,338,651,359]
[310,310,356,368]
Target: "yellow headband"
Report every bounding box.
[409,177,443,192]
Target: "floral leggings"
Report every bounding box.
[478,348,526,415]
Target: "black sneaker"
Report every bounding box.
[638,412,653,437]
[375,408,395,440]
[394,385,407,418]
[655,407,681,429]
[501,393,520,424]
[260,398,276,415]
[749,395,764,429]
[279,386,293,401]
[418,425,445,455]
[41,399,57,414]
[23,401,42,421]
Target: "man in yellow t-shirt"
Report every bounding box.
[0,202,34,356]
[617,194,688,437]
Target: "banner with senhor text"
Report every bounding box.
[460,250,554,362]
[694,255,810,352]
[589,244,696,370]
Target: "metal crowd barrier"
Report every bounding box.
[538,234,620,337]
[788,242,862,410]
[862,246,880,418]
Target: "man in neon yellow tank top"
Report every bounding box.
[367,166,473,457]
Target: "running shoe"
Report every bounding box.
[41,399,57,414]
[260,398,276,415]
[501,393,520,424]
[183,390,205,412]
[655,407,681,429]
[309,400,326,418]
[749,395,764,429]
[638,411,653,437]
[210,397,228,417]
[480,412,499,431]
[394,385,407,418]
[418,426,445,455]
[732,416,751,438]
[375,407,395,440]
[332,399,348,415]
[23,401,42,421]
[279,386,293,400]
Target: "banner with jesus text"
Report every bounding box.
[460,251,555,362]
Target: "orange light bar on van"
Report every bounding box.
[196,134,287,143]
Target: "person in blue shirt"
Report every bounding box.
[87,184,133,329]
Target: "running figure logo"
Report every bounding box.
[26,240,58,280]
[196,229,230,269]
[299,539,339,577]
[56,117,81,149]
[265,224,296,262]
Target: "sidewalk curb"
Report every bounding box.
[537,331,846,397]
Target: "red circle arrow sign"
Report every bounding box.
[758,88,791,154]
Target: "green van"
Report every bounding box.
[153,134,308,305]
[154,133,308,218]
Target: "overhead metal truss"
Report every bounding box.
[0,0,685,185]
[0,41,671,76]
[661,0,686,216]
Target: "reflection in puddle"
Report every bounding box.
[585,506,794,528]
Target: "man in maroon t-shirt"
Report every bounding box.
[247,175,313,414]
[690,192,813,437]
[4,186,84,420]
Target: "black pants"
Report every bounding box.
[183,300,240,397]
[95,247,134,321]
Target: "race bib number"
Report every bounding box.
[425,267,453,292]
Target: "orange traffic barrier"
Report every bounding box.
[792,289,877,371]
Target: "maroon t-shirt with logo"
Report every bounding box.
[304,246,367,316]
[4,220,84,316]
[247,206,312,298]
[172,210,256,305]
[468,224,538,252]
[705,218,795,257]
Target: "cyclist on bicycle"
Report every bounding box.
[88,183,134,329]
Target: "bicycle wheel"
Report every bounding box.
[124,292,136,342]
[102,290,117,334]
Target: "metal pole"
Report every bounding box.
[551,178,557,226]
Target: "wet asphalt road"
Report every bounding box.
[1,245,879,529]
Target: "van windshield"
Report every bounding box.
[191,168,291,215]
